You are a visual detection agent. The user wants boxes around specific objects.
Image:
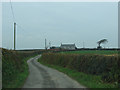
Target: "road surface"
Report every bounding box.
[23,55,87,88]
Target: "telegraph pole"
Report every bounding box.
[14,22,16,50]
[45,38,47,50]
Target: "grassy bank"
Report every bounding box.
[38,53,119,88]
[38,59,116,88]
[2,48,40,88]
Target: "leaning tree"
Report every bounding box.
[97,39,108,49]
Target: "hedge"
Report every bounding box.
[2,48,41,88]
[40,53,119,83]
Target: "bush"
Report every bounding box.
[40,53,119,83]
[2,48,40,88]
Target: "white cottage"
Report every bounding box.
[60,43,76,50]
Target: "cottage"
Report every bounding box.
[60,43,76,50]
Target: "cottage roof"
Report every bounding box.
[61,44,76,47]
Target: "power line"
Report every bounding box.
[10,0,26,31]
[9,0,27,32]
[16,23,25,31]
[9,0,27,50]
[10,0,15,22]
[9,0,26,31]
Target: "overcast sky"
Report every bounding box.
[2,2,118,49]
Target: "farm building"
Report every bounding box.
[60,43,77,50]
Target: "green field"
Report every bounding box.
[61,50,118,55]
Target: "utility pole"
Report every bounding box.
[45,38,47,50]
[49,41,51,49]
[14,22,16,50]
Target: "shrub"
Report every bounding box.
[40,53,119,83]
[2,48,40,88]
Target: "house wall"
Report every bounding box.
[61,46,76,50]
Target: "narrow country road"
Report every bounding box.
[22,55,86,88]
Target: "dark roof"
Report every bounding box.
[61,44,76,47]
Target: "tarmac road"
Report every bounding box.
[22,55,86,88]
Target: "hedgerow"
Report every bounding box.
[40,53,119,84]
[2,48,40,88]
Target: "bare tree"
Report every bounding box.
[97,39,108,49]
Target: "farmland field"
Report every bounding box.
[60,50,118,55]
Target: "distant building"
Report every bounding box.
[50,46,60,49]
[60,43,77,50]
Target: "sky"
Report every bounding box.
[1,0,119,2]
[0,2,1,48]
[2,2,118,49]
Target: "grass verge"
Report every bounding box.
[3,54,38,88]
[38,58,117,88]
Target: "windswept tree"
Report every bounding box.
[97,39,108,49]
